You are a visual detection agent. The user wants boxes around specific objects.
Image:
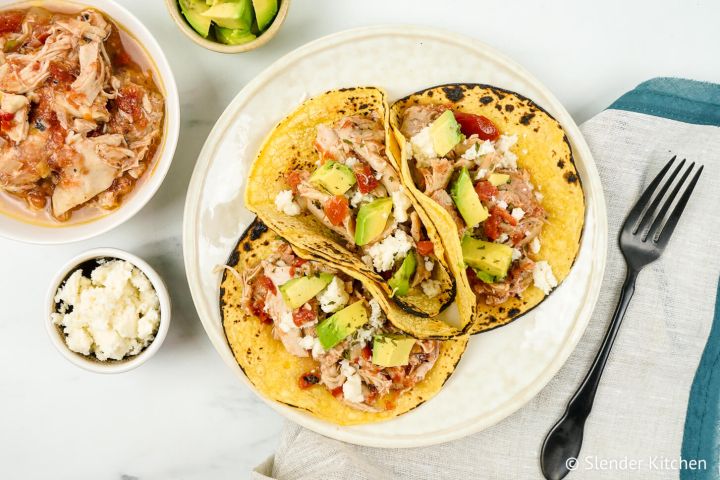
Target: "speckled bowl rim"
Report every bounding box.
[164,0,291,54]
[183,26,608,448]
[45,248,172,374]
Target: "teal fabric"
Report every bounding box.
[609,77,720,127]
[681,281,720,479]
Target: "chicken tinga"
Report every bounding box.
[0,7,164,221]
[220,220,467,425]
[246,87,471,337]
[390,84,584,333]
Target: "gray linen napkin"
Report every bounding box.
[252,78,720,480]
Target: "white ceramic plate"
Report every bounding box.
[0,0,180,244]
[183,26,607,448]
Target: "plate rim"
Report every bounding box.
[182,24,608,448]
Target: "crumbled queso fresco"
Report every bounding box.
[51,260,160,361]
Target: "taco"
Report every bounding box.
[389,84,584,334]
[245,87,473,337]
[220,219,468,425]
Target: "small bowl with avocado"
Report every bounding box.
[166,0,290,53]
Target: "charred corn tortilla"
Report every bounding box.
[389,84,584,334]
[245,87,470,337]
[220,220,468,425]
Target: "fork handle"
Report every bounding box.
[540,268,639,479]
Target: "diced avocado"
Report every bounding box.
[488,173,510,186]
[429,110,463,157]
[473,269,499,284]
[215,27,257,45]
[450,167,489,228]
[252,0,278,31]
[179,0,212,38]
[310,161,356,195]
[388,251,417,297]
[317,301,368,350]
[202,0,253,30]
[372,334,416,367]
[462,236,513,279]
[279,273,333,309]
[354,197,393,246]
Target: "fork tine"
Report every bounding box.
[623,156,675,232]
[644,162,695,241]
[633,158,685,235]
[654,165,703,249]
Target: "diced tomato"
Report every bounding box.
[286,170,303,193]
[289,257,307,276]
[258,275,276,295]
[453,112,500,141]
[492,205,518,226]
[416,240,434,256]
[354,163,379,194]
[0,11,24,35]
[292,308,316,327]
[298,372,320,389]
[483,212,501,241]
[250,299,271,324]
[324,195,349,226]
[361,345,372,361]
[331,386,344,398]
[48,62,76,85]
[474,180,498,202]
[0,111,14,132]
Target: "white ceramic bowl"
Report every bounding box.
[0,0,180,244]
[45,248,172,374]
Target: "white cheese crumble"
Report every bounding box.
[350,189,375,208]
[496,200,508,210]
[495,134,518,169]
[534,191,544,202]
[511,207,525,221]
[368,298,384,329]
[498,233,509,243]
[475,168,488,181]
[410,126,437,163]
[420,279,442,298]
[533,261,557,295]
[298,335,315,351]
[424,258,435,272]
[391,187,412,223]
[342,368,364,403]
[530,237,541,254]
[317,276,349,313]
[311,338,325,359]
[344,156,359,168]
[274,189,301,216]
[512,248,522,261]
[51,260,160,361]
[277,310,295,333]
[366,229,413,272]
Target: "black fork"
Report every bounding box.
[540,156,704,480]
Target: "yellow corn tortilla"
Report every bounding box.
[220,219,468,425]
[245,87,471,338]
[389,84,585,334]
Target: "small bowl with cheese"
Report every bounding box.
[45,248,171,373]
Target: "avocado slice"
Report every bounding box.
[388,251,417,297]
[279,273,333,309]
[429,110,463,157]
[179,0,212,37]
[202,0,253,30]
[450,167,489,228]
[473,269,500,284]
[462,236,513,279]
[310,161,356,195]
[488,173,510,186]
[252,0,278,31]
[215,27,257,45]
[372,334,416,367]
[317,301,368,350]
[354,197,393,246]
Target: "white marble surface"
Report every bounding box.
[1,0,718,479]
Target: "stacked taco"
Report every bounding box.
[223,84,584,424]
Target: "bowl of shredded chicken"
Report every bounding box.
[0,1,179,243]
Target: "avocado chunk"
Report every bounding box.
[473,269,500,284]
[429,110,463,157]
[252,0,278,31]
[310,161,356,195]
[317,301,368,350]
[215,27,257,45]
[179,0,212,37]
[462,236,513,279]
[279,273,333,309]
[388,251,417,297]
[354,197,393,246]
[202,0,253,30]
[450,167,489,228]
[372,334,416,367]
[487,172,510,186]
